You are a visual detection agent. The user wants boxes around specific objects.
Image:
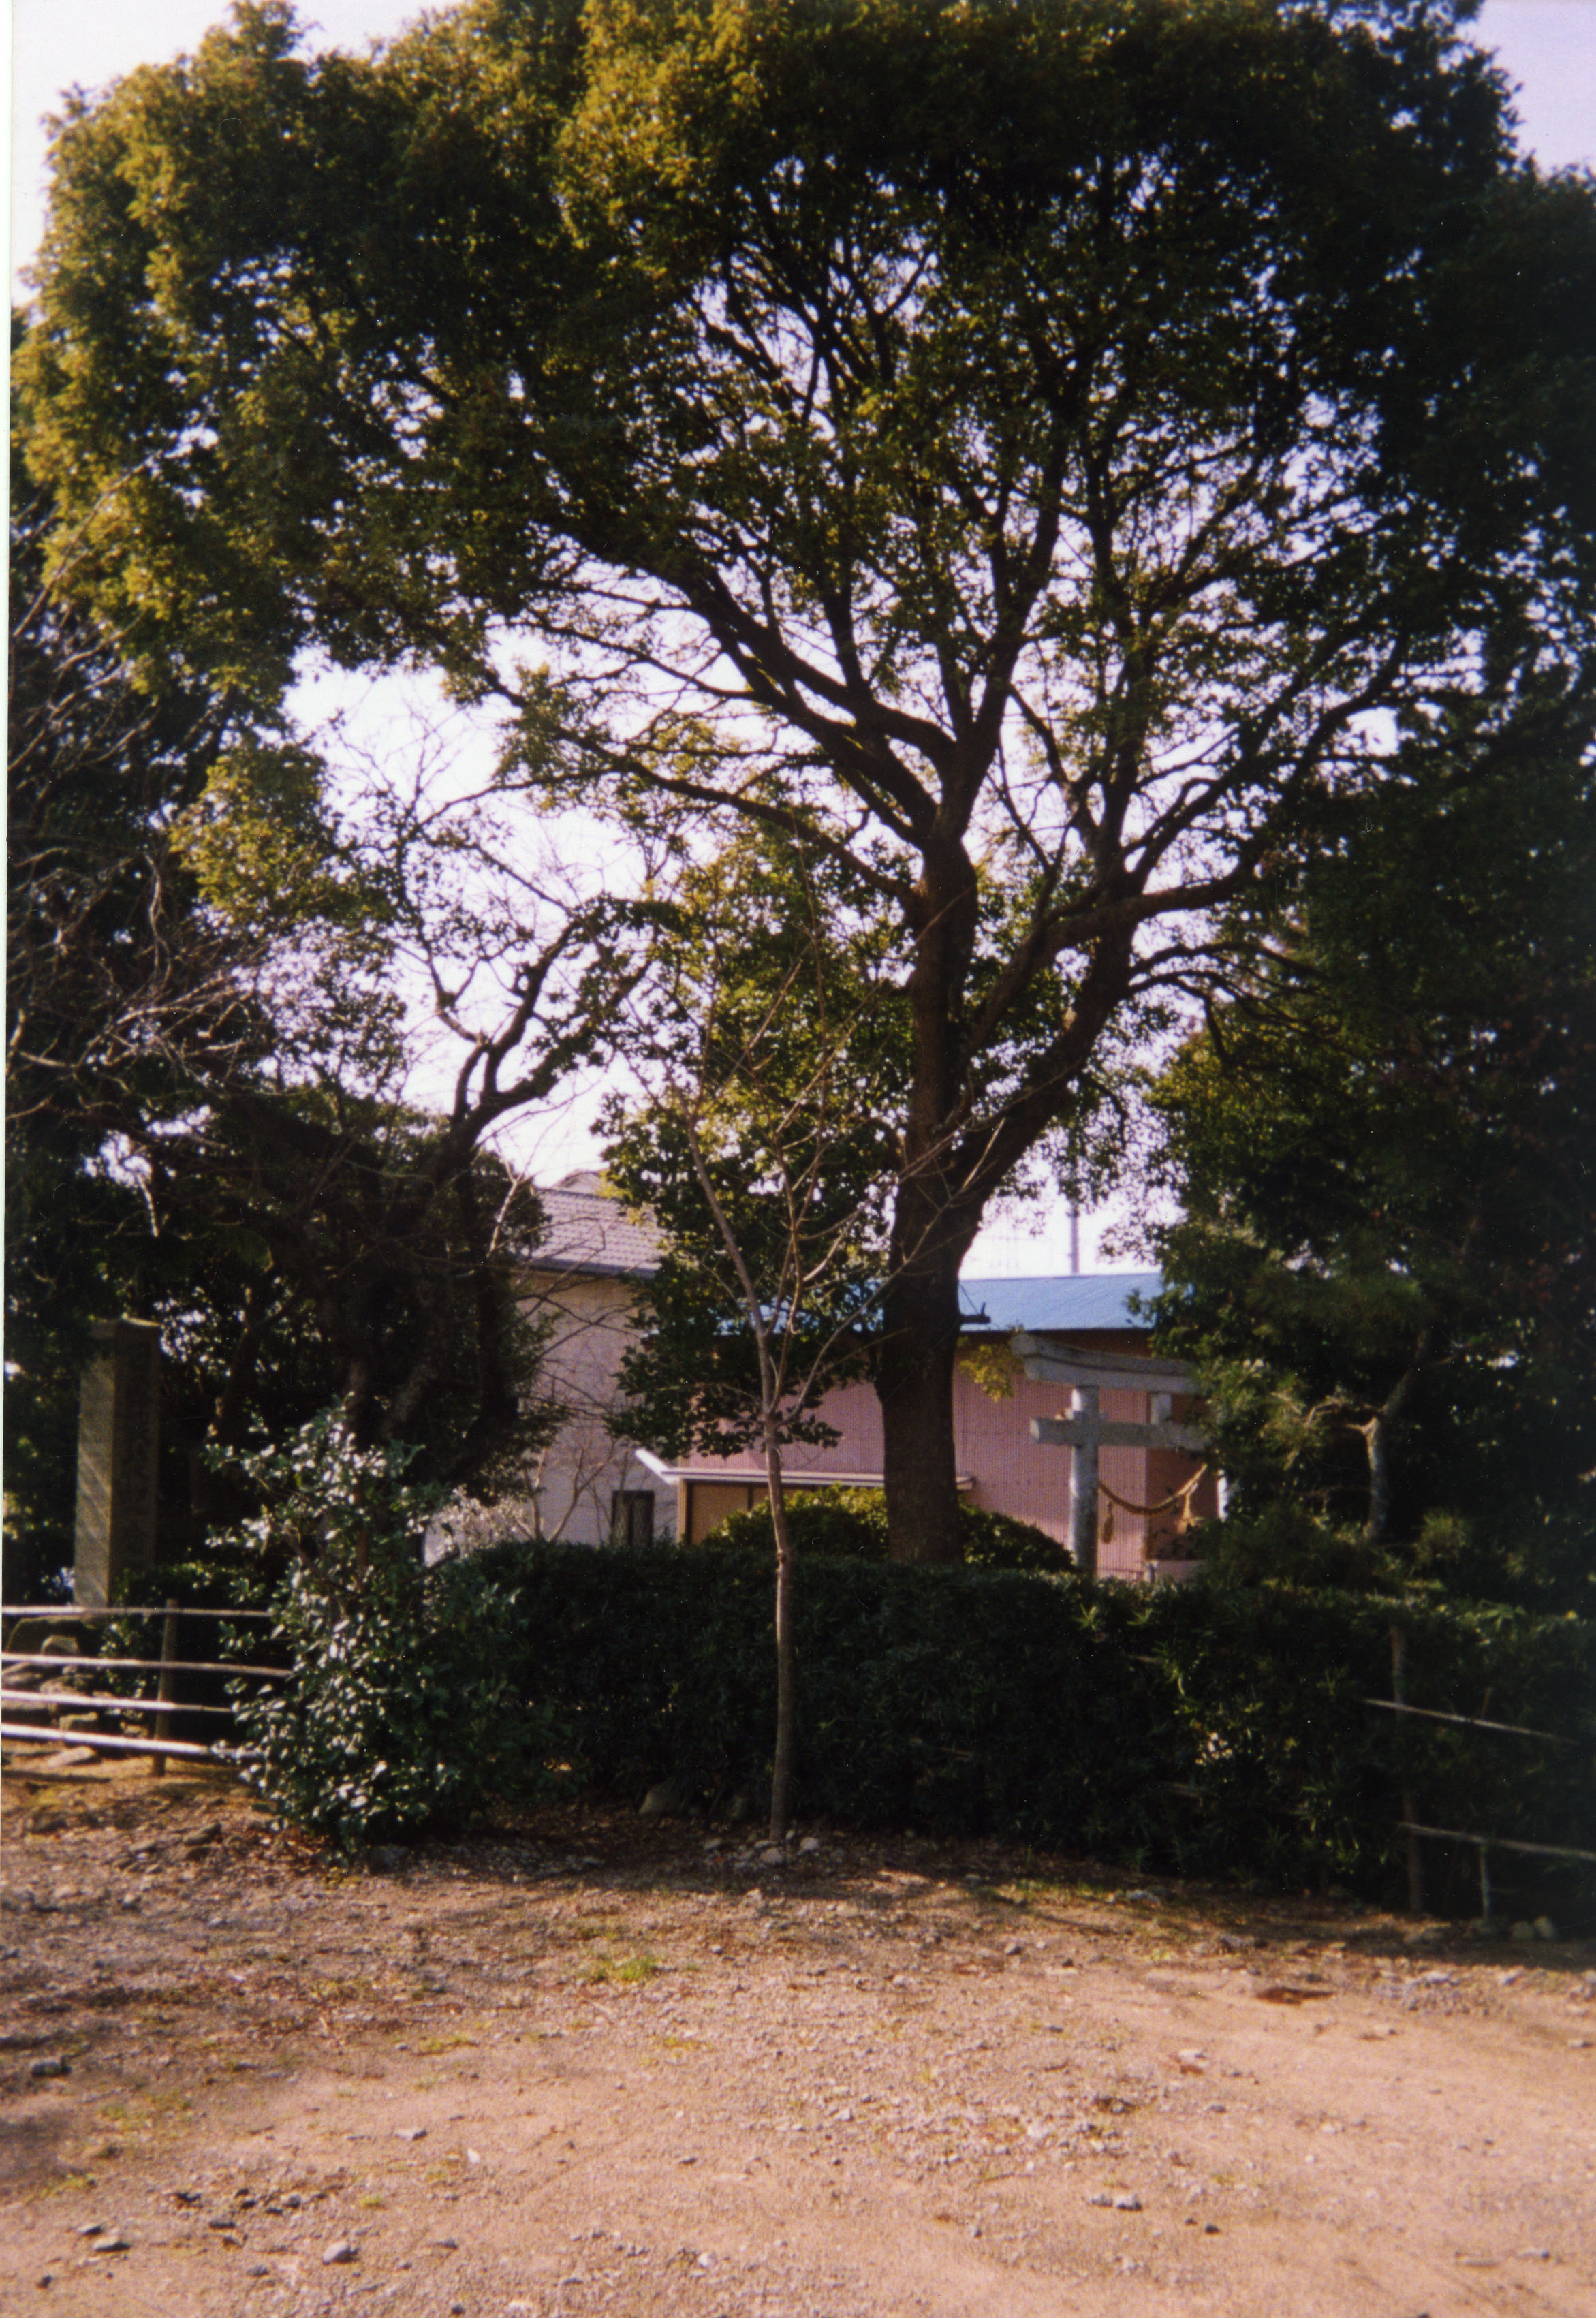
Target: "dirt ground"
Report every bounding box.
[2,1752,1593,2318]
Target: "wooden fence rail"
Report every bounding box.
[2,1602,273,1622]
[1382,1625,1591,1921]
[1364,1696,1576,1747]
[1,1651,291,1681]
[2,1688,239,1719]
[0,1723,217,1764]
[0,1596,287,1775]
[1396,1821,1596,1868]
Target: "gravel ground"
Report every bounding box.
[3,1752,1594,2317]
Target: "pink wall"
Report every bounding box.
[948,1360,1213,1576]
[670,1333,1216,1579]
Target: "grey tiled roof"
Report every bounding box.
[532,1170,662,1279]
[529,1183,1156,1312]
[958,1272,1163,1333]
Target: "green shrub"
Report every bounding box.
[702,1490,888,1560]
[217,1417,554,1849]
[1177,1505,1390,1591]
[1176,1503,1547,1600]
[699,1487,1069,1571]
[94,1555,275,1712]
[958,1505,1074,1573]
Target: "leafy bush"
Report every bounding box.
[702,1490,888,1560]
[217,1418,554,1849]
[1175,1505,1390,1592]
[958,1505,1074,1573]
[699,1488,1069,1571]
[1161,1500,1574,1608]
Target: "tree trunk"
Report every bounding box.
[211,1279,275,1450]
[764,1413,796,1845]
[877,1246,966,1564]
[1362,1353,1425,1548]
[1364,1401,1396,1549]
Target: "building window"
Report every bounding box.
[610,1489,655,1548]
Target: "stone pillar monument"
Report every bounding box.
[73,1318,162,1608]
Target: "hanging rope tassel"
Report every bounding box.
[1096,1463,1212,1537]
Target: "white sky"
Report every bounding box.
[9,1,1593,1271]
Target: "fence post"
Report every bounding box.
[1390,1626,1425,1914]
[151,1598,180,1778]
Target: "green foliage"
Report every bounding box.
[1173,1507,1395,1596]
[958,1506,1075,1575]
[219,1418,553,1849]
[700,1487,1069,1573]
[5,330,564,1591]
[170,731,399,943]
[23,0,1596,1561]
[1144,700,1596,1606]
[5,379,260,1597]
[701,1492,890,1563]
[456,1541,1596,1917]
[606,828,898,1460]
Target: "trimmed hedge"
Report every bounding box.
[463,1544,1595,1918]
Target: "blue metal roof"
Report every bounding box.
[958,1272,1163,1334]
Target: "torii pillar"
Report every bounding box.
[1010,1334,1208,1578]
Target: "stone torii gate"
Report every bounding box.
[1010,1333,1210,1578]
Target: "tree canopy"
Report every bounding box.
[7,343,645,1593]
[1142,694,1596,1606]
[7,404,260,1593]
[19,0,1596,1558]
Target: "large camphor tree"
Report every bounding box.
[19,0,1596,1559]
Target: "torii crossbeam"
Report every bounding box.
[1010,1334,1210,1578]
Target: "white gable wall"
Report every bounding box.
[518,1266,674,1546]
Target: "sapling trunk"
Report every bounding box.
[765,1413,796,1845]
[683,1117,802,1849]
